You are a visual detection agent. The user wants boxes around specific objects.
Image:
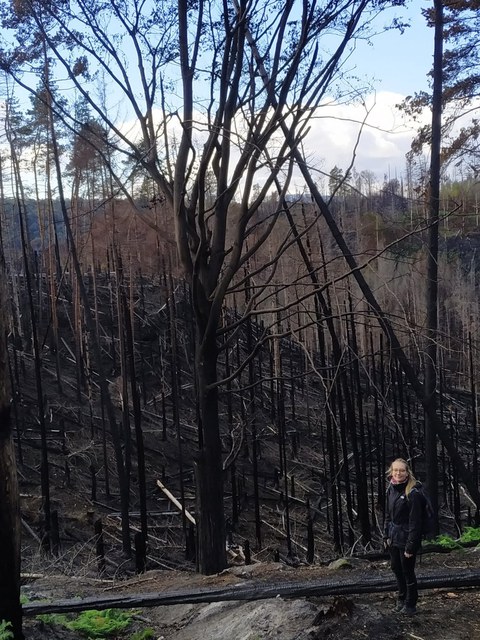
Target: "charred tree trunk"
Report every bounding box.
[7,109,51,553]
[284,205,369,545]
[246,315,262,549]
[46,83,132,556]
[293,147,480,510]
[245,24,480,508]
[468,333,478,521]
[0,231,24,639]
[167,278,188,549]
[121,269,148,545]
[114,248,132,511]
[424,0,443,534]
[194,314,226,575]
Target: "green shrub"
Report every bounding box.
[38,608,137,638]
[0,620,14,640]
[425,533,461,549]
[129,629,155,640]
[459,527,480,545]
[425,527,480,549]
[68,609,133,637]
[37,613,71,628]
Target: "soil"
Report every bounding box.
[21,546,480,640]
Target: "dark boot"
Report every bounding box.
[393,599,405,612]
[395,582,407,608]
[405,580,418,613]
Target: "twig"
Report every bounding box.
[22,518,41,544]
[261,519,307,552]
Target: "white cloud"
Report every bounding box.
[116,90,429,193]
[301,91,423,180]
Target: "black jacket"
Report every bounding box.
[384,481,423,553]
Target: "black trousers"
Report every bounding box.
[389,546,418,607]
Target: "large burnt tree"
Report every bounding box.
[400,0,480,523]
[3,0,480,585]
[0,227,23,636]
[1,0,412,575]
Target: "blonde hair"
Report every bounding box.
[386,458,417,497]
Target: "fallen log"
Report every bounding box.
[353,539,480,562]
[156,479,196,525]
[23,568,480,616]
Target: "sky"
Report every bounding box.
[305,0,435,184]
[356,0,434,96]
[0,0,438,192]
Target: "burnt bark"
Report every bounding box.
[194,320,227,574]
[424,0,443,534]
[0,236,24,638]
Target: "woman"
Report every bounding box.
[383,458,423,616]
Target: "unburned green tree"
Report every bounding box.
[402,0,480,172]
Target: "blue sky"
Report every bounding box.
[356,0,433,96]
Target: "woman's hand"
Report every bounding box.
[404,551,413,558]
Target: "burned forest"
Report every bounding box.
[1,1,480,637]
[4,189,480,578]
